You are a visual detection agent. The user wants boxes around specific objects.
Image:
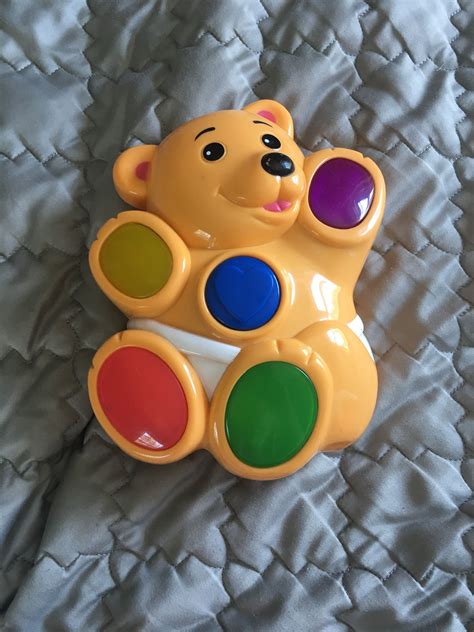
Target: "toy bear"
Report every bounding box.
[88,99,385,480]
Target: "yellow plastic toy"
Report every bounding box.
[88,99,385,480]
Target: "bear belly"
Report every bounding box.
[128,315,372,398]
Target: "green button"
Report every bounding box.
[225,361,318,468]
[100,223,173,299]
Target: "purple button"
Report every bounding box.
[308,158,375,229]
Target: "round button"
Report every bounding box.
[97,347,188,450]
[308,158,375,229]
[100,223,173,298]
[225,361,318,468]
[205,256,280,331]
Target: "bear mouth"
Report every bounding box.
[219,192,294,215]
[262,200,292,212]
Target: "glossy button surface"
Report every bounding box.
[97,346,188,450]
[308,158,375,229]
[100,223,173,298]
[205,256,280,331]
[225,361,318,468]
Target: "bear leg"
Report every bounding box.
[88,329,208,463]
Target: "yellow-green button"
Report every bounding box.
[100,223,172,298]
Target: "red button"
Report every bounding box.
[97,347,188,450]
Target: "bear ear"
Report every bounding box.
[113,145,157,209]
[244,99,294,138]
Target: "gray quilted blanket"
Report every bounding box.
[1,1,473,630]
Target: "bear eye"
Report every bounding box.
[262,134,281,149]
[202,142,225,161]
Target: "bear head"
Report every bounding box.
[113,100,306,249]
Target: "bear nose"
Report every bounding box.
[261,152,295,177]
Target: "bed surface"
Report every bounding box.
[1,1,473,629]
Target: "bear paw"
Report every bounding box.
[89,211,191,317]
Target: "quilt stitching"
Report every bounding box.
[0,0,473,628]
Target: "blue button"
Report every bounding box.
[205,256,281,331]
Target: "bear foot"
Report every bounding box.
[88,329,207,463]
[208,338,333,480]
